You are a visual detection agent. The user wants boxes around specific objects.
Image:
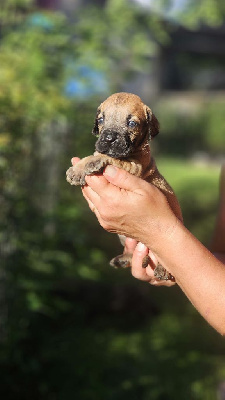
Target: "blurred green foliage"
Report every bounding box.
[179,0,225,27]
[155,95,225,156]
[158,158,220,243]
[1,1,225,399]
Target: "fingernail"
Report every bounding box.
[136,242,146,252]
[105,165,117,177]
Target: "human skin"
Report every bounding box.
[71,158,225,334]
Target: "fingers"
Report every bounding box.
[103,165,145,193]
[124,238,138,255]
[82,185,100,215]
[70,156,103,216]
[82,189,96,211]
[131,242,150,282]
[83,174,110,203]
[84,173,116,201]
[131,243,176,287]
[70,156,109,203]
[71,157,80,165]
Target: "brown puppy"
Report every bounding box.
[66,92,183,281]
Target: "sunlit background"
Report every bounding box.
[1,0,225,399]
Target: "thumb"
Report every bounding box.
[103,165,142,192]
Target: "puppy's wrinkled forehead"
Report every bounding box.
[99,92,147,122]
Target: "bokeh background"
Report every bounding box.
[1,0,225,399]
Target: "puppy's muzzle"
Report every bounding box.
[104,130,118,143]
[95,129,133,159]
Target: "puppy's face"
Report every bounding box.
[92,92,159,159]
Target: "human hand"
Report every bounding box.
[71,157,177,285]
[81,165,178,252]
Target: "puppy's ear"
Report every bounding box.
[144,105,160,139]
[150,113,160,138]
[92,107,101,136]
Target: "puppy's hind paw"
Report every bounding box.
[142,255,151,268]
[110,254,132,269]
[154,265,175,282]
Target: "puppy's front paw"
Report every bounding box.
[66,156,108,187]
[84,156,107,175]
[66,165,86,186]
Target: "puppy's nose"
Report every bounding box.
[105,131,117,142]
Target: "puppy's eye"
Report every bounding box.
[98,117,104,125]
[128,120,137,128]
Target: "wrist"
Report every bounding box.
[141,213,181,255]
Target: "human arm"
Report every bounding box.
[210,164,225,263]
[82,164,225,335]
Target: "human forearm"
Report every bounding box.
[210,164,225,253]
[147,219,225,335]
